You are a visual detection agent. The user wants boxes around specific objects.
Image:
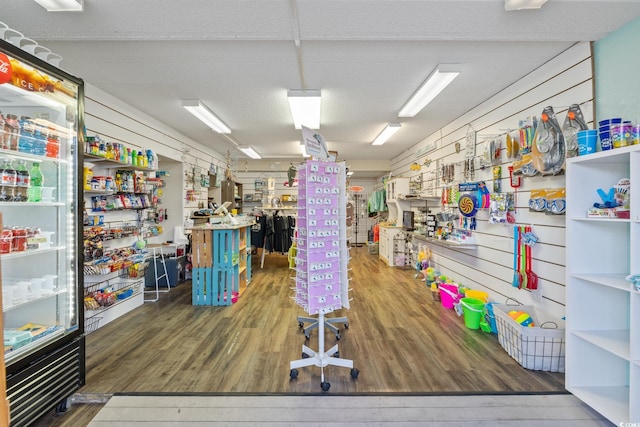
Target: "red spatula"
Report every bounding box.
[525,225,538,290]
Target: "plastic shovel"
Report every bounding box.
[512,225,520,288]
[525,225,539,290]
[519,226,528,289]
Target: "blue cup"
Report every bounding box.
[577,131,597,155]
[600,131,612,151]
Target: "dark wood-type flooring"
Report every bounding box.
[37,246,565,426]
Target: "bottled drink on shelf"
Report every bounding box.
[27,162,43,202]
[131,149,137,166]
[15,160,30,202]
[1,158,17,201]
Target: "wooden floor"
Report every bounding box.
[36,246,571,426]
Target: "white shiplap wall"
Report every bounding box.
[82,83,228,235]
[389,42,593,320]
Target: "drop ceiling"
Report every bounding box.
[2,0,640,166]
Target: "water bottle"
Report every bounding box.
[27,162,43,202]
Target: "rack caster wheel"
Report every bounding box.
[351,368,360,379]
[321,381,331,391]
[344,323,349,329]
[290,369,298,379]
[305,334,310,340]
[55,397,71,413]
[302,352,309,359]
[333,352,339,358]
[298,322,304,329]
[336,334,341,341]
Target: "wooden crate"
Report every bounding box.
[191,229,212,268]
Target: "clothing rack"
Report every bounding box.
[251,207,298,268]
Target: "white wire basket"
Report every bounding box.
[494,304,566,372]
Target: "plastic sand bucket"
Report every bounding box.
[465,289,489,302]
[438,283,458,309]
[460,297,485,330]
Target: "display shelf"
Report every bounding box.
[571,273,632,292]
[571,330,630,360]
[83,156,158,328]
[0,147,68,165]
[3,289,67,312]
[570,386,629,427]
[84,152,155,171]
[423,236,476,249]
[571,216,630,223]
[0,245,65,260]
[0,202,64,207]
[85,281,142,313]
[4,327,65,365]
[566,144,640,424]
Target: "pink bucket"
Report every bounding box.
[439,283,459,309]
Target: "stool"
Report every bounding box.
[144,244,170,302]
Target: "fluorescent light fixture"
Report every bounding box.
[287,89,321,129]
[504,0,547,10]
[372,123,401,146]
[237,145,261,159]
[398,65,460,117]
[34,0,83,11]
[182,100,231,134]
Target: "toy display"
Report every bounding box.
[531,106,565,176]
[562,104,589,159]
[588,178,630,218]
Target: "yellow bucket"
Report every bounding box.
[465,289,489,302]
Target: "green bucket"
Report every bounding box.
[460,297,485,330]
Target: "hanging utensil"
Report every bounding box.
[525,225,539,290]
[512,225,520,288]
[519,225,528,289]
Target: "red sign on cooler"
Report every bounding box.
[0,53,13,84]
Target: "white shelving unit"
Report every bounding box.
[565,144,640,425]
[378,225,403,266]
[385,177,410,224]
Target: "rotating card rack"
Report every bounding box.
[289,160,359,391]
